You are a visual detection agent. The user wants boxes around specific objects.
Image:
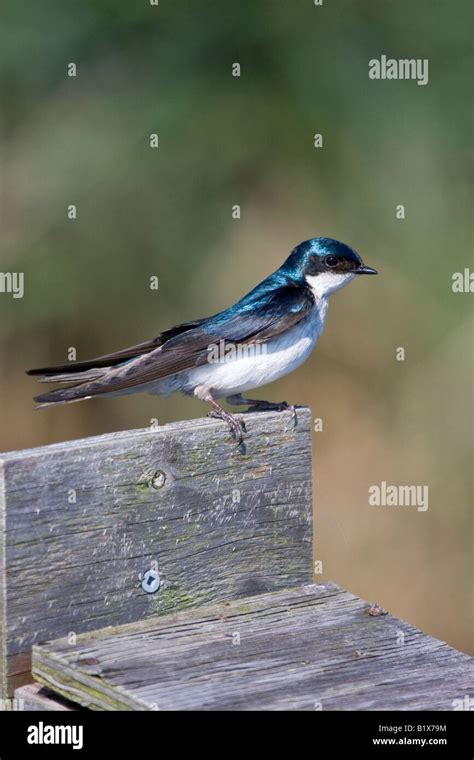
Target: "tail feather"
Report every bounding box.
[27,319,206,378]
[31,364,113,405]
[34,385,96,406]
[35,395,92,409]
[26,339,160,377]
[28,318,209,407]
[38,368,109,384]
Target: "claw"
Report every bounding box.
[230,416,246,445]
[207,407,246,445]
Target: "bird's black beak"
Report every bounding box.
[357,265,378,275]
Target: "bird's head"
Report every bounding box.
[282,237,378,298]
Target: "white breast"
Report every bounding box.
[175,299,330,400]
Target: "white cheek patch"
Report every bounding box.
[305,272,356,299]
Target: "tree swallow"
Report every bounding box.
[28,237,377,443]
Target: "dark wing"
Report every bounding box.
[33,283,314,404]
[27,318,207,377]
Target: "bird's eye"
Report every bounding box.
[325,255,338,268]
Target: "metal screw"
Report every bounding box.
[142,569,161,594]
[151,470,166,489]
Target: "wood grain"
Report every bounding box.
[32,583,473,711]
[0,408,312,696]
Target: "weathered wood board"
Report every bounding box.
[32,583,473,711]
[0,408,312,696]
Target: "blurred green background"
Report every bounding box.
[1,0,472,654]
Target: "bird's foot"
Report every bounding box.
[226,394,298,426]
[207,408,247,445]
[247,399,289,412]
[246,399,297,425]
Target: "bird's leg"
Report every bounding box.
[226,394,297,424]
[205,396,247,444]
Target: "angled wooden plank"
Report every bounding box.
[32,583,473,711]
[0,408,312,696]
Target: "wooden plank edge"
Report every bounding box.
[0,407,312,461]
[33,650,147,711]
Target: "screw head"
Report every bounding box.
[142,569,161,594]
